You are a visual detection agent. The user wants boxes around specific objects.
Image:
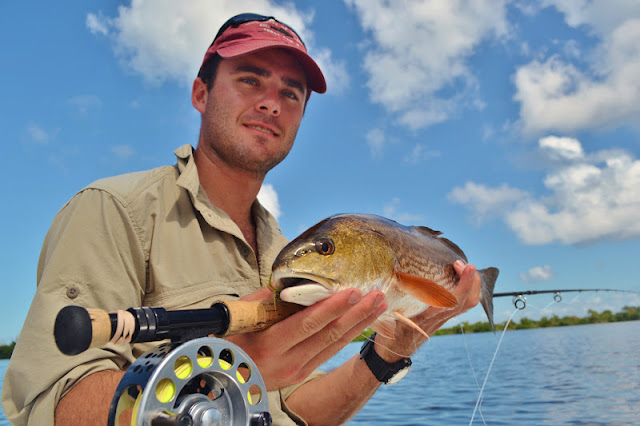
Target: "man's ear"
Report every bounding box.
[192,77,208,114]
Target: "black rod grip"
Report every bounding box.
[54,305,113,355]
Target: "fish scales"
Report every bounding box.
[341,215,462,294]
[270,214,498,337]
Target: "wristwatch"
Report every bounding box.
[359,333,411,385]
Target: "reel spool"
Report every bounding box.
[108,337,271,426]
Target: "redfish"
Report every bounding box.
[270,214,498,338]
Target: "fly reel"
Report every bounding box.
[54,301,303,425]
[107,337,271,426]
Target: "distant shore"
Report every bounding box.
[2,306,638,358]
[354,305,640,341]
[0,342,15,360]
[437,305,639,334]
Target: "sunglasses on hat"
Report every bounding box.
[212,13,306,48]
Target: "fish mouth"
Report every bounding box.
[271,270,337,290]
[279,276,315,289]
[270,270,338,306]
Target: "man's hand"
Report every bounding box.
[375,260,482,362]
[226,287,388,391]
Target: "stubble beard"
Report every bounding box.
[202,103,298,179]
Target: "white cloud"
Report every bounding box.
[383,198,424,224]
[310,47,350,95]
[514,2,640,134]
[68,95,102,115]
[258,184,281,219]
[448,182,527,223]
[520,265,554,283]
[450,136,640,245]
[366,128,386,159]
[26,122,51,144]
[539,135,584,161]
[345,0,509,129]
[404,143,440,164]
[87,1,347,92]
[86,13,108,36]
[111,145,135,160]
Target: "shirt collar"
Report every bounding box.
[173,144,282,242]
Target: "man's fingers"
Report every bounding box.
[305,307,384,376]
[292,291,384,353]
[459,265,482,310]
[266,289,366,348]
[453,259,467,277]
[289,292,386,381]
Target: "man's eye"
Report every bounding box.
[283,90,299,100]
[241,77,258,85]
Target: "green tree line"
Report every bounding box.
[435,305,640,335]
[0,341,15,359]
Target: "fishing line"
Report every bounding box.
[469,307,519,426]
[540,299,558,312]
[358,332,412,359]
[567,293,582,305]
[460,323,486,425]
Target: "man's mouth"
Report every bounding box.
[245,123,278,136]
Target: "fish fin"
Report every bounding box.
[393,311,429,339]
[411,227,468,262]
[396,271,458,308]
[412,225,442,237]
[371,318,397,340]
[478,267,499,332]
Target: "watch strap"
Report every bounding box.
[359,333,411,384]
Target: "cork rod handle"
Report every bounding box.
[216,299,305,336]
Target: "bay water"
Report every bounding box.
[1,321,638,425]
[324,321,640,425]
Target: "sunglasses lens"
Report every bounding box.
[214,13,271,41]
[212,13,304,47]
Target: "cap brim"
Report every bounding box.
[217,42,327,94]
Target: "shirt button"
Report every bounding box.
[240,246,251,258]
[66,287,79,299]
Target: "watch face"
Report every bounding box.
[387,366,410,385]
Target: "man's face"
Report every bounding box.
[197,48,308,178]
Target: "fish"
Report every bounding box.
[270,214,499,339]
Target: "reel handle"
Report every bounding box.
[54,299,304,356]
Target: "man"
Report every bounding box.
[2,13,481,425]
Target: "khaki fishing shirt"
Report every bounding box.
[2,145,316,425]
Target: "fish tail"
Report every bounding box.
[478,267,499,332]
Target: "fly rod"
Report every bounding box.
[493,288,638,309]
[493,288,638,298]
[54,299,304,356]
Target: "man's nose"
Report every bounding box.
[256,86,280,116]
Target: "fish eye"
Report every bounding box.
[315,239,334,255]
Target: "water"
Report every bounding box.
[322,321,640,425]
[0,360,8,426]
[1,322,638,425]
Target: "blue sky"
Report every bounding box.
[1,0,639,343]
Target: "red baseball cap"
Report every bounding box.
[200,14,326,94]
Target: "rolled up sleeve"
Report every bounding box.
[2,188,146,425]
